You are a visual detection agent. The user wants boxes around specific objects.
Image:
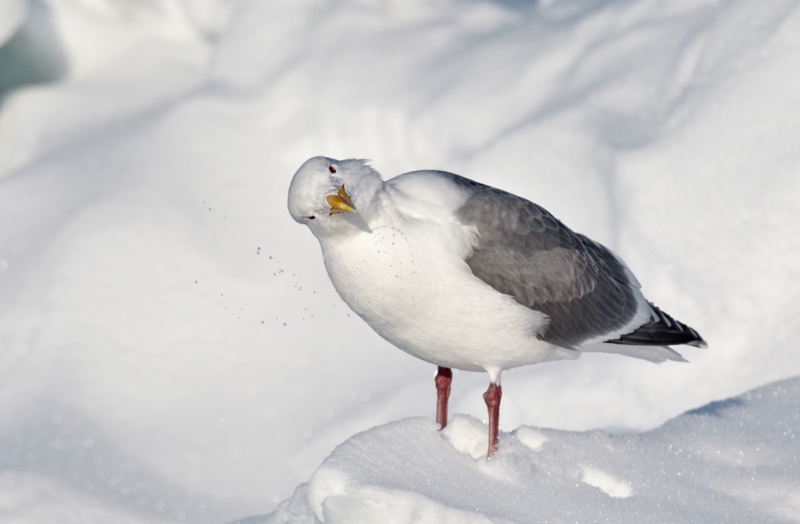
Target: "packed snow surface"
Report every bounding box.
[259,377,800,523]
[1,0,800,522]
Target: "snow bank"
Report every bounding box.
[260,377,800,523]
[1,0,800,522]
[0,0,220,174]
[0,0,27,48]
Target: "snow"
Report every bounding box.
[261,378,800,523]
[0,0,27,49]
[1,0,799,522]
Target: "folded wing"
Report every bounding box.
[451,175,705,351]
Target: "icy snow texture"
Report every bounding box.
[0,0,799,522]
[262,378,800,524]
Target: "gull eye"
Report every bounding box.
[307,215,316,220]
[328,166,336,173]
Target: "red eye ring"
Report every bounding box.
[329,166,336,173]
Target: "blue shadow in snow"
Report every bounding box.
[685,398,745,417]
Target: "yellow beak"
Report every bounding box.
[326,185,357,214]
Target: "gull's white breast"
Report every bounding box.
[318,178,561,373]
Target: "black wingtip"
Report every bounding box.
[687,338,708,349]
[606,304,706,348]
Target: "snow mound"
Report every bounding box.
[256,378,800,523]
[0,0,27,48]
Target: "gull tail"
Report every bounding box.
[606,303,707,348]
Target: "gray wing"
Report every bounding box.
[450,174,640,349]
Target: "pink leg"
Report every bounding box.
[483,382,502,456]
[435,366,452,430]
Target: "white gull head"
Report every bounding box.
[287,156,383,237]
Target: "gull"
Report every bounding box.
[288,156,706,456]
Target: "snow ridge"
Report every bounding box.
[259,378,800,524]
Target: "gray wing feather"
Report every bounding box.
[449,174,639,349]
